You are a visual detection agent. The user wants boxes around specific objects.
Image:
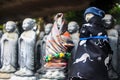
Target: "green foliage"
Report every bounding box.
[64,10,84,26]
[90,0,116,12]
[0,25,3,30]
[109,3,120,24]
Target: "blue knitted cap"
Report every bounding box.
[84,7,105,18]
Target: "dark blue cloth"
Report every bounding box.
[84,7,105,18]
[69,16,112,80]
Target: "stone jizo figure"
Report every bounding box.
[103,14,119,79]
[37,23,53,74]
[114,24,120,73]
[15,18,36,76]
[68,21,80,60]
[41,24,53,66]
[0,21,18,73]
[36,31,45,69]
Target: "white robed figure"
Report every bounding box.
[15,18,36,76]
[0,21,18,73]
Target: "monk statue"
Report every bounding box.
[37,23,53,73]
[0,21,18,73]
[103,14,119,79]
[15,18,36,76]
[35,31,45,70]
[42,23,53,58]
[114,24,120,75]
[40,13,74,80]
[68,21,80,60]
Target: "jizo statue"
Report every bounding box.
[15,18,36,76]
[0,21,18,73]
[68,21,80,60]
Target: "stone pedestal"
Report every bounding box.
[10,75,37,80]
[0,73,12,79]
[38,68,65,80]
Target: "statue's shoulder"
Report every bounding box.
[2,32,8,37]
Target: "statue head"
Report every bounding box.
[84,7,105,22]
[44,23,53,35]
[102,14,115,29]
[5,21,16,32]
[39,31,45,40]
[22,18,36,31]
[68,21,79,34]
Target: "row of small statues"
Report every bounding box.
[0,13,120,80]
[0,13,80,79]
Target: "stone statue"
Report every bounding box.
[114,24,120,76]
[15,18,36,76]
[0,21,18,73]
[103,14,119,79]
[37,23,53,73]
[41,24,53,66]
[40,13,74,80]
[68,21,80,60]
[35,31,45,70]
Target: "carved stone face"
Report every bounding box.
[102,14,114,29]
[22,18,35,31]
[85,13,94,22]
[5,21,16,32]
[44,23,53,35]
[68,21,79,34]
[39,31,45,40]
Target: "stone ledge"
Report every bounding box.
[0,73,12,79]
[10,75,37,80]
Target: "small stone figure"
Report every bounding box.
[37,23,53,73]
[103,14,119,79]
[69,7,112,80]
[15,18,36,76]
[41,23,53,67]
[0,21,18,73]
[36,31,45,70]
[68,21,80,60]
[114,24,120,74]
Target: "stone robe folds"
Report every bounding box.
[18,30,36,70]
[1,32,18,68]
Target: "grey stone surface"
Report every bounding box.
[15,18,36,76]
[10,75,37,80]
[68,21,80,60]
[0,21,18,73]
[0,73,13,79]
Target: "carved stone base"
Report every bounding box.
[10,75,37,80]
[38,68,65,80]
[0,72,12,79]
[39,78,58,80]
